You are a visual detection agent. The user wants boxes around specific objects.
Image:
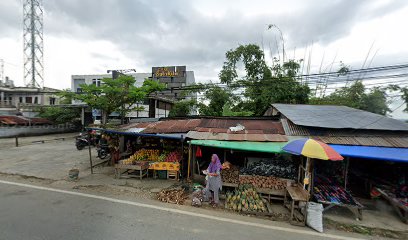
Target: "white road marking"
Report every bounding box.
[0,180,362,240]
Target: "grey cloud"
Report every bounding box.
[6,0,406,82]
[0,0,21,37]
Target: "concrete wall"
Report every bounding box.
[0,125,77,138]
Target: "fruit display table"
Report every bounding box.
[149,162,180,180]
[114,162,149,180]
[149,162,180,171]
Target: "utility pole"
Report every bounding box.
[23,0,44,88]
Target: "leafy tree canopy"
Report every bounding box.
[310,81,392,115]
[168,99,196,117]
[198,86,232,116]
[60,75,164,124]
[218,44,310,115]
[38,107,81,124]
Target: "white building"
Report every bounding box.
[71,66,196,119]
[0,77,60,117]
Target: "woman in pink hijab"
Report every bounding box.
[203,154,223,207]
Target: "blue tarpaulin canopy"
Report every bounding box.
[329,144,408,163]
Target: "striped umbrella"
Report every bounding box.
[283,138,343,161]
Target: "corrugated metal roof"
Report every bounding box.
[281,117,407,136]
[271,104,408,131]
[197,118,285,134]
[282,117,408,147]
[29,118,52,124]
[119,119,201,133]
[312,136,408,148]
[0,116,51,125]
[186,131,287,142]
[186,118,287,142]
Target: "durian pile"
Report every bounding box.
[225,184,267,213]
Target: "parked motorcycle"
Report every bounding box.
[75,132,97,150]
[97,144,110,159]
[75,134,89,150]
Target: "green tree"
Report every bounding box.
[38,107,81,124]
[61,75,164,124]
[219,44,310,115]
[198,86,232,116]
[310,81,391,115]
[222,102,253,116]
[168,99,196,117]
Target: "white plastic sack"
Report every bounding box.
[306,202,324,233]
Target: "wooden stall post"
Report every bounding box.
[88,134,94,174]
[187,142,192,180]
[304,157,312,192]
[180,135,184,179]
[344,157,350,190]
[15,136,19,147]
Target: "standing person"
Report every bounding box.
[203,154,223,207]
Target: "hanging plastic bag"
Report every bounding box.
[196,146,202,157]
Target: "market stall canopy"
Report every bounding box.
[283,138,343,161]
[190,140,286,153]
[329,144,408,163]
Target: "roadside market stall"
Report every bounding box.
[88,128,185,180]
[329,144,408,223]
[282,138,355,224]
[188,140,300,202]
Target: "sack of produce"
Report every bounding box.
[306,202,324,233]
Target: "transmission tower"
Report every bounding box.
[23,0,44,88]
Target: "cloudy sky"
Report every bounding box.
[1,0,408,117]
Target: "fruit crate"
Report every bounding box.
[150,162,180,171]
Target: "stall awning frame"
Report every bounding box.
[329,144,408,163]
[190,140,286,153]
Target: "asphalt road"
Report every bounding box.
[0,181,360,240]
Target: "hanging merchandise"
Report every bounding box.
[196,146,202,157]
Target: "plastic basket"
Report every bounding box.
[157,170,167,179]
